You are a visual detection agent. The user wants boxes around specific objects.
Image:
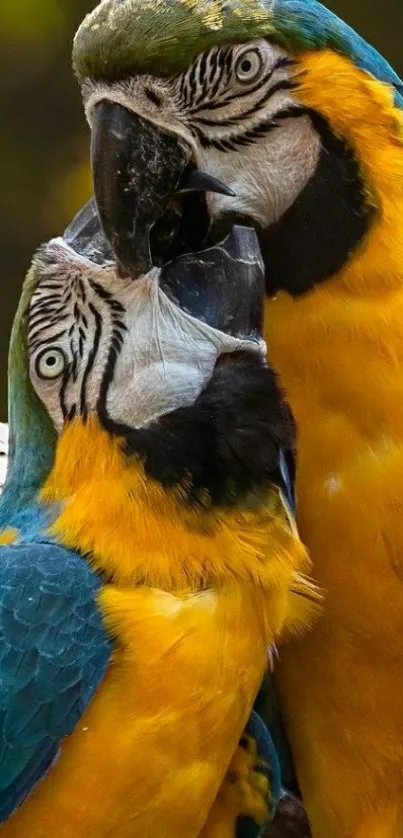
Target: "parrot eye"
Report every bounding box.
[35,347,66,380]
[235,49,263,84]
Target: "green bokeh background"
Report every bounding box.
[1,0,402,420]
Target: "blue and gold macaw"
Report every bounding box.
[70,0,403,834]
[0,194,318,836]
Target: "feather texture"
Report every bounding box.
[0,542,110,823]
[266,48,403,838]
[73,0,402,110]
[0,341,317,833]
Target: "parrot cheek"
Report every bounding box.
[104,328,221,431]
[199,114,321,231]
[30,382,65,435]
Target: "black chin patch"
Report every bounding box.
[209,111,376,297]
[99,351,295,507]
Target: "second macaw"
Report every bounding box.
[0,196,318,835]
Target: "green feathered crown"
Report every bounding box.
[73,0,402,107]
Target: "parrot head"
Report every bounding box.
[3,191,295,530]
[72,0,403,296]
[27,202,265,437]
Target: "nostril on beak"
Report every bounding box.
[144,88,163,107]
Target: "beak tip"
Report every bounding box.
[179,167,236,198]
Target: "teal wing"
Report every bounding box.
[0,540,111,822]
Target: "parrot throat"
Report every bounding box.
[39,410,308,596]
[263,48,403,301]
[38,352,309,593]
[96,351,294,505]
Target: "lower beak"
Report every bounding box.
[91,102,234,279]
[63,204,265,340]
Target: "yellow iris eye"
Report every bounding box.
[35,347,66,380]
[235,50,263,84]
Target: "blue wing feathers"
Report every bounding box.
[0,541,111,822]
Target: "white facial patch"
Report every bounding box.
[202,113,320,227]
[28,240,265,433]
[105,272,261,428]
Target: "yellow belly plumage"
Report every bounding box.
[3,417,315,837]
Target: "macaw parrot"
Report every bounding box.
[0,193,318,836]
[71,0,403,835]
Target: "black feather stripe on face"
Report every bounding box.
[172,46,298,151]
[28,257,128,426]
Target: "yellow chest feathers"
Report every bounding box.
[264,52,403,637]
[39,416,316,636]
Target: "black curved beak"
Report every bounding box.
[160,225,265,338]
[91,102,234,279]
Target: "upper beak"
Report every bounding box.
[91,102,234,279]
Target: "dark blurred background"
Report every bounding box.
[0,0,402,419]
